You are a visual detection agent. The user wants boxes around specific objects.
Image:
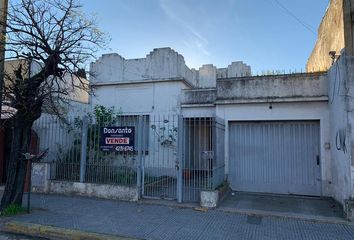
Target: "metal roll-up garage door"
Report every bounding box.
[229,121,321,196]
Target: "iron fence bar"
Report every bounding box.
[141,115,147,196]
[188,117,192,201]
[137,115,143,197]
[177,115,183,203]
[212,117,216,189]
[210,117,212,188]
[199,117,202,190]
[74,116,80,181]
[80,116,88,183]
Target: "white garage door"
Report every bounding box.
[229,121,321,196]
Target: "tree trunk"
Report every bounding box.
[0,118,32,210]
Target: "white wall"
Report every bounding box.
[217,73,328,101]
[90,48,252,90]
[227,61,251,77]
[347,55,354,201]
[327,54,353,205]
[198,64,216,88]
[216,101,331,196]
[90,48,197,87]
[181,106,216,117]
[91,81,188,115]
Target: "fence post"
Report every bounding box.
[212,117,217,189]
[177,115,184,203]
[137,115,143,197]
[49,161,55,180]
[80,116,88,183]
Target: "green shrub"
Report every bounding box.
[1,204,26,216]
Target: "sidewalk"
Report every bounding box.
[2,193,354,240]
[218,192,344,223]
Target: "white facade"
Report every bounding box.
[90,47,350,205]
[92,81,186,114]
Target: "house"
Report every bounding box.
[89,47,329,202]
[28,0,354,220]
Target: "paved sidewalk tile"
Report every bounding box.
[3,194,354,240]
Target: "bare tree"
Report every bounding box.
[0,0,106,210]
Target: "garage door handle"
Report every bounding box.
[316,155,320,165]
[175,160,179,171]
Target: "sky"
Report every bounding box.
[83,0,329,74]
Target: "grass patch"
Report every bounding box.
[1,204,26,217]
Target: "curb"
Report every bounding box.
[4,221,141,240]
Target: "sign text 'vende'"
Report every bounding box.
[100,127,135,152]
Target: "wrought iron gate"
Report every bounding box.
[141,115,225,202]
[142,115,182,201]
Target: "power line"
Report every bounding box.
[270,0,316,34]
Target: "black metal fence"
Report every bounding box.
[32,113,226,202]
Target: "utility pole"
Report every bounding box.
[0,0,8,118]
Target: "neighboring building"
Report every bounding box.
[306,0,354,72]
[306,0,345,72]
[0,59,91,185]
[4,59,90,105]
